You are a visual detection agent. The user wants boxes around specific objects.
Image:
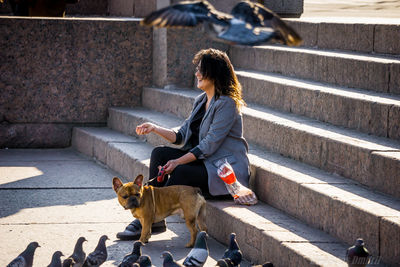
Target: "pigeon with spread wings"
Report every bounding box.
[141,0,302,46]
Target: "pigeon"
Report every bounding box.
[62,258,74,267]
[64,236,87,267]
[137,255,152,267]
[47,251,64,267]
[216,258,235,267]
[346,238,370,267]
[183,231,208,266]
[161,251,184,267]
[141,1,302,46]
[251,263,274,267]
[83,235,109,266]
[118,241,144,267]
[221,233,242,267]
[7,241,40,267]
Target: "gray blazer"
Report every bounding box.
[174,92,250,196]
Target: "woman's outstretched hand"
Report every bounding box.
[136,122,156,135]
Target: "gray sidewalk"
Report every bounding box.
[0,148,250,266]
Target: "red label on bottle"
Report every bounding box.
[219,166,237,184]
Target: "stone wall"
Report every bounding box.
[66,0,108,15]
[0,17,152,148]
[153,26,229,89]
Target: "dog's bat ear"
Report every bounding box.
[133,174,144,187]
[112,177,123,192]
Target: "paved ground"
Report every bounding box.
[0,148,251,266]
[303,0,400,18]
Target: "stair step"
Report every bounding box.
[236,69,400,141]
[107,106,183,148]
[207,200,348,266]
[249,146,400,264]
[105,106,400,265]
[138,87,400,199]
[71,126,351,266]
[242,103,400,199]
[72,127,153,178]
[286,18,400,55]
[229,45,400,95]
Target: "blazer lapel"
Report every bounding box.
[199,95,216,135]
[191,93,207,120]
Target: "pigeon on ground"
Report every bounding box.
[119,241,144,267]
[65,236,87,267]
[216,258,235,267]
[251,263,274,267]
[137,255,152,267]
[161,251,184,267]
[83,235,109,266]
[183,231,209,266]
[47,251,64,267]
[141,0,302,46]
[7,241,40,267]
[222,233,242,267]
[62,258,73,267]
[346,238,370,267]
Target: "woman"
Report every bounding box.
[117,48,250,240]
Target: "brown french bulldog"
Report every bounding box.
[112,175,207,247]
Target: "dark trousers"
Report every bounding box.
[147,146,210,195]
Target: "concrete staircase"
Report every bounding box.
[71,19,400,266]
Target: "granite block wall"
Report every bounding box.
[66,0,108,16]
[0,17,152,148]
[153,26,229,89]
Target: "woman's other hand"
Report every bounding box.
[164,159,179,174]
[136,122,156,135]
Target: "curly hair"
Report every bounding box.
[193,48,246,111]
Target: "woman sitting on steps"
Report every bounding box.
[117,48,251,240]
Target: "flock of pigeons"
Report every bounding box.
[6,232,274,267]
[7,235,109,267]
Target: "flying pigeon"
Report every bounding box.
[141,0,302,46]
[47,251,64,267]
[183,231,209,266]
[222,233,242,267]
[137,255,152,267]
[83,235,109,266]
[7,241,40,267]
[161,251,184,267]
[119,241,144,267]
[346,238,370,267]
[65,236,87,267]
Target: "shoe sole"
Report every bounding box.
[116,226,167,241]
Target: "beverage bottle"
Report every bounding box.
[217,160,240,199]
[216,159,258,205]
